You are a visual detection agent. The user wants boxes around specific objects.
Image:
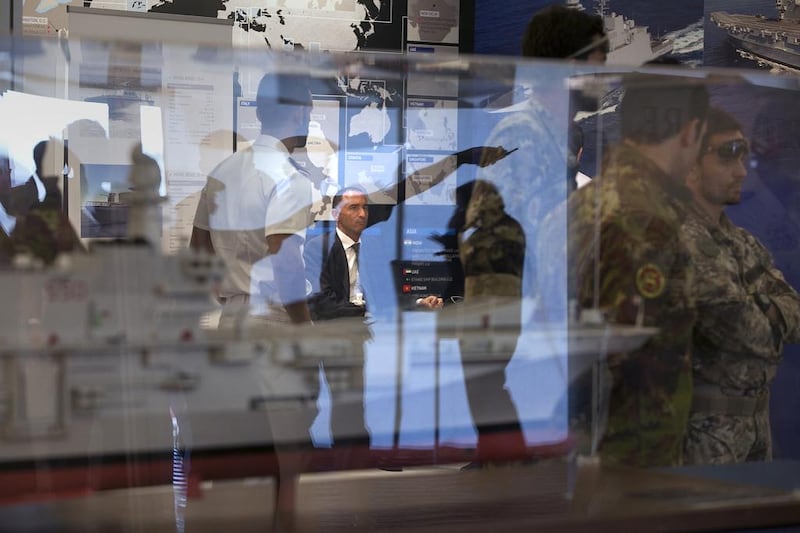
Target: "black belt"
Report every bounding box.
[691,386,769,417]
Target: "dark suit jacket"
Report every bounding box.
[305,231,366,321]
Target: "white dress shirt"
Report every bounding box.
[335,227,363,305]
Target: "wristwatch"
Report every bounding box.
[754,292,772,314]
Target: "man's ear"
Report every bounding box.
[680,117,702,148]
[685,163,700,187]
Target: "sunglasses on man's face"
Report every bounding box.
[703,139,750,163]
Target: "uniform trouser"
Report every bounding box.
[458,337,526,462]
[683,406,771,465]
[220,298,370,461]
[236,313,369,530]
[309,358,370,468]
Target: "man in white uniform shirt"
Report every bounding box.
[190,71,320,531]
[191,72,315,325]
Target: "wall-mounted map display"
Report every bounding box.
[406,0,458,44]
[150,0,400,51]
[344,148,402,205]
[406,44,459,98]
[404,153,456,206]
[406,98,457,152]
[342,76,403,150]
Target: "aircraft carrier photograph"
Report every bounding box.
[706,0,800,72]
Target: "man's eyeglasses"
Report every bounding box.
[703,139,750,164]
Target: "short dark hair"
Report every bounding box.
[619,74,710,144]
[332,185,368,209]
[32,140,48,177]
[701,107,743,151]
[256,72,313,123]
[521,5,605,59]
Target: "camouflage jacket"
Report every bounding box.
[472,95,568,300]
[461,180,525,300]
[0,179,83,266]
[682,207,800,396]
[551,143,697,467]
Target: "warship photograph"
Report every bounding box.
[567,0,674,65]
[711,0,800,72]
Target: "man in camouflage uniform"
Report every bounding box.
[458,6,607,463]
[458,179,527,460]
[538,75,710,467]
[0,140,83,266]
[682,108,800,464]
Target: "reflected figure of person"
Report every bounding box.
[191,72,315,326]
[539,74,710,467]
[303,186,372,467]
[458,179,527,463]
[306,186,370,321]
[455,5,607,465]
[190,71,318,532]
[681,108,800,464]
[302,153,507,467]
[326,146,513,314]
[459,6,607,310]
[2,140,48,216]
[0,138,83,265]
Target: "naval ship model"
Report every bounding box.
[711,0,800,73]
[567,0,673,65]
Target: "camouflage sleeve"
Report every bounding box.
[682,220,779,357]
[743,231,800,344]
[461,201,525,300]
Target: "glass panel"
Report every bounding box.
[0,30,798,532]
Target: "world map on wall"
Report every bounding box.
[30,1,399,51]
[225,0,392,51]
[42,0,401,51]
[147,0,401,51]
[339,77,402,148]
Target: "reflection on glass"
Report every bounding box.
[0,30,798,533]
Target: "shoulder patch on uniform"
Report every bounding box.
[636,263,666,299]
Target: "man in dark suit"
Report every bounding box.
[303,186,372,465]
[305,186,369,321]
[302,148,514,467]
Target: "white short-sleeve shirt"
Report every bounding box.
[193,134,313,304]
